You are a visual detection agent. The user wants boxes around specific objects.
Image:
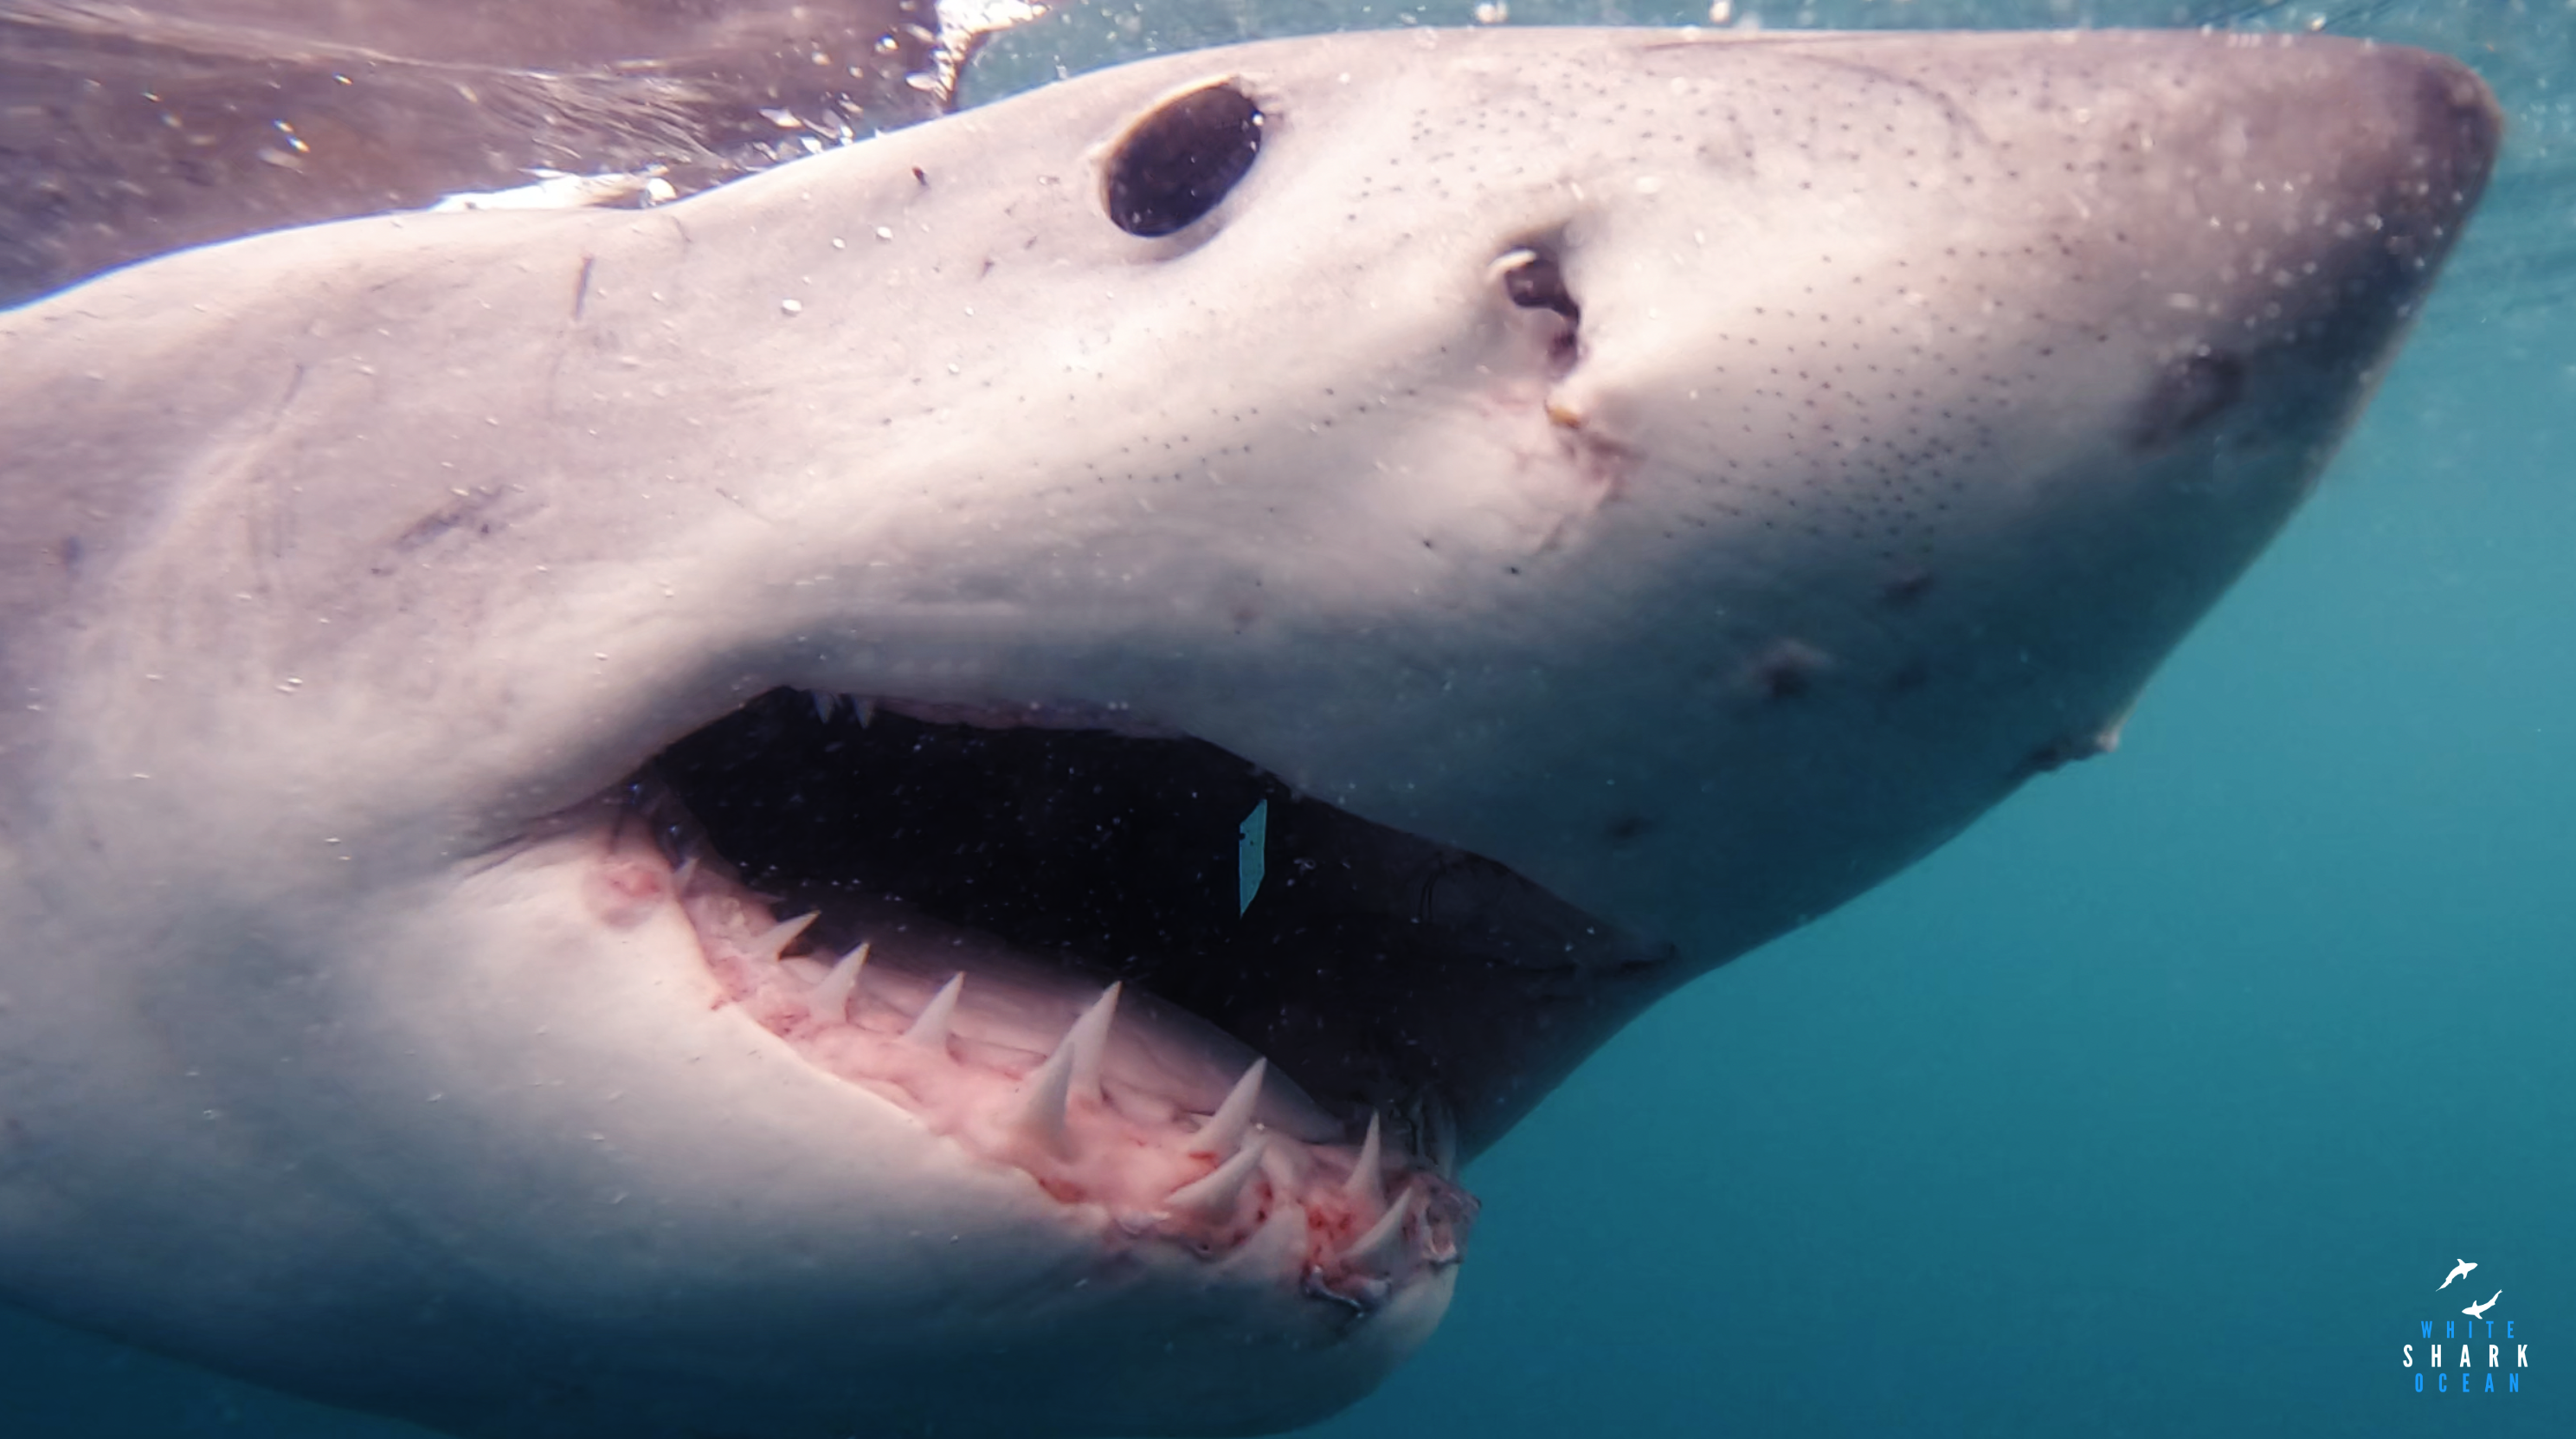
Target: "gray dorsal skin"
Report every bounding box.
[0,26,2496,1439]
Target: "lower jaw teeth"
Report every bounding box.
[656,823,1471,1300]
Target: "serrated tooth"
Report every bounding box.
[1062,983,1120,1103]
[807,940,868,1021]
[1164,1135,1267,1222]
[810,690,834,723]
[1342,1184,1417,1273]
[1186,1057,1265,1158]
[1008,984,1119,1162]
[1341,1113,1386,1212]
[750,911,818,963]
[1012,1033,1079,1159]
[904,973,963,1049]
[855,697,876,728]
[672,855,702,894]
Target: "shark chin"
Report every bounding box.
[0,23,2496,1439]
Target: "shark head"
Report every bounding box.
[0,26,2494,1439]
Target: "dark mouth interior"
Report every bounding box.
[634,687,1678,1164]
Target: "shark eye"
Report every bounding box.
[1104,81,1264,237]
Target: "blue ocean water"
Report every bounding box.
[5,2,2566,1436]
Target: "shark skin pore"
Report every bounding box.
[0,26,2496,1439]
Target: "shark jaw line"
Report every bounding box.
[583,685,1530,1313]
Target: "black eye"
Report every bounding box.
[1104,81,1263,238]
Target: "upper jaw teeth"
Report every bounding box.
[802,687,1182,739]
[658,835,1468,1302]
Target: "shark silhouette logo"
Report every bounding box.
[2405,1261,2530,1395]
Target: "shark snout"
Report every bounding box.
[2119,45,2497,467]
[2240,44,2498,354]
[2380,45,2505,220]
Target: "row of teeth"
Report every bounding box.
[808,691,875,726]
[695,880,1459,1297]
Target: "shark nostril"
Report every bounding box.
[2129,349,2246,453]
[1491,245,1582,376]
[1494,246,1581,323]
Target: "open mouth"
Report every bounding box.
[599,686,1679,1310]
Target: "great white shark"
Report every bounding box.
[0,24,2496,1439]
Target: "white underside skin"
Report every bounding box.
[0,24,2492,1439]
[321,818,1458,1435]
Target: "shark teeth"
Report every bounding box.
[904,972,964,1049]
[1340,1184,1417,1274]
[748,911,818,964]
[665,835,1467,1297]
[1342,1111,1386,1213]
[1008,984,1119,1162]
[1062,982,1119,1102]
[1185,1057,1265,1158]
[807,941,869,1022]
[1011,1036,1079,1159]
[1162,1135,1267,1223]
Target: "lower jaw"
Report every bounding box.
[584,790,1476,1313]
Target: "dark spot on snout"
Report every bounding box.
[2128,350,2245,452]
[1104,81,1263,237]
[1604,815,1654,845]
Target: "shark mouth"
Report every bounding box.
[602,687,1674,1313]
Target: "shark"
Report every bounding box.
[0,24,2496,1439]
